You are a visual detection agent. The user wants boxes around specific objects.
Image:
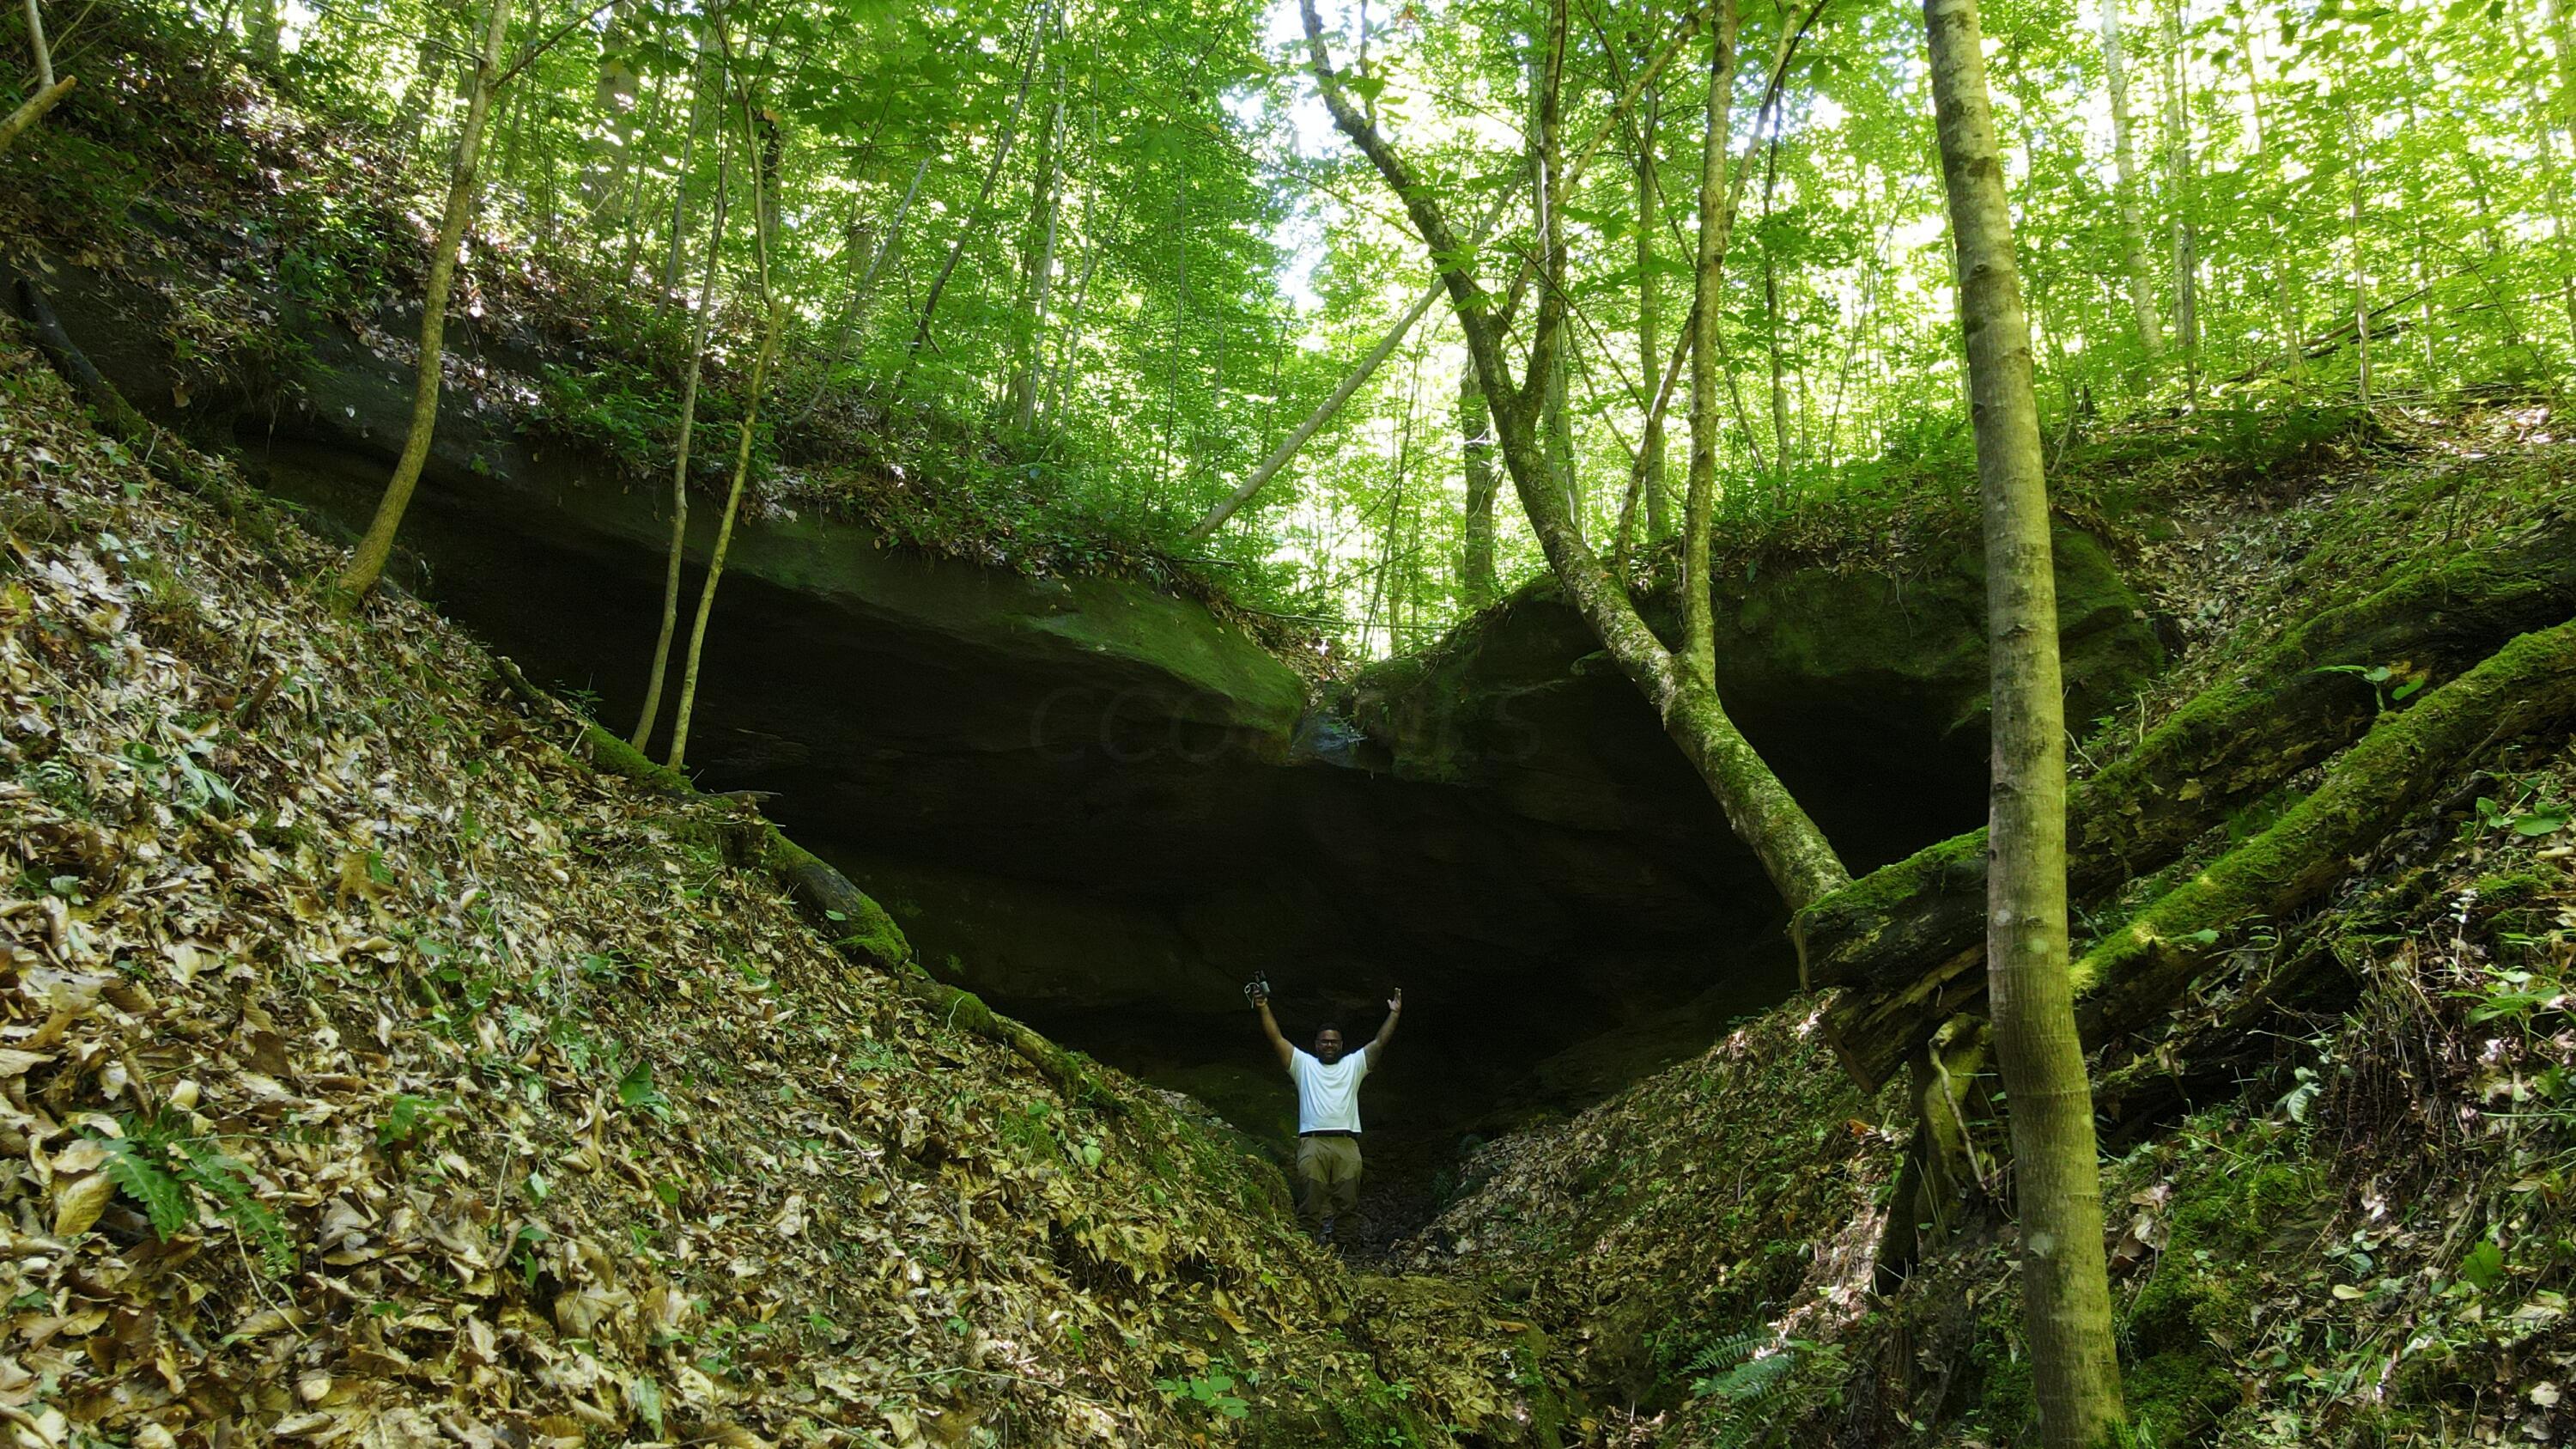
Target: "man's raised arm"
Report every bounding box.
[1254,989,1295,1071]
[1367,989,1403,1065]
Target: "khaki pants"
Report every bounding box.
[1294,1135,1362,1227]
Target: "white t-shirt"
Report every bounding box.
[1289,1046,1370,1134]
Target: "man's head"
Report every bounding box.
[1312,1026,1346,1063]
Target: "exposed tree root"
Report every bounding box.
[489,655,1130,1115]
[1802,514,2576,1089]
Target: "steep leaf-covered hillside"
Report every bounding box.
[0,328,1565,1446]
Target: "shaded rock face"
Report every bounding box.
[30,256,2163,1172]
[1344,532,2167,900]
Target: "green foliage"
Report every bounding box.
[1153,1368,1251,1420]
[91,1117,295,1276]
[99,1135,192,1240]
[1682,1334,1844,1449]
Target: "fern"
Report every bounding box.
[179,1141,295,1277]
[93,1119,295,1277]
[99,1135,192,1239]
[1686,1331,1771,1380]
[1687,1335,1838,1449]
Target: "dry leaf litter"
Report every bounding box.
[0,329,1558,1447]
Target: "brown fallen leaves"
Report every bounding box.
[0,330,1552,1446]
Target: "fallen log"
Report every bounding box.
[489,656,1128,1114]
[1823,613,2576,1090]
[2070,616,2576,1044]
[0,76,74,157]
[1797,510,2576,1087]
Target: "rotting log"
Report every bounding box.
[1826,613,2576,1090]
[489,656,1128,1114]
[2069,616,2576,1043]
[1801,511,2576,1088]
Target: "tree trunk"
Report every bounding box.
[1186,12,1701,546]
[1528,22,1582,535]
[1181,281,1443,544]
[2160,0,2198,398]
[21,0,52,88]
[2232,0,2304,380]
[1458,362,1501,607]
[792,155,927,423]
[669,94,786,772]
[654,12,726,313]
[1680,0,1743,680]
[1759,132,1793,489]
[1923,0,2126,1438]
[584,0,641,232]
[1634,75,1668,539]
[2543,0,2576,344]
[631,155,730,752]
[1007,63,1065,429]
[1046,232,1103,420]
[2346,105,2370,405]
[335,0,515,601]
[2099,0,2166,358]
[390,13,450,170]
[895,7,1043,399]
[241,0,281,64]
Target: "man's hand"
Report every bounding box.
[1370,989,1402,1063]
[1254,985,1292,1069]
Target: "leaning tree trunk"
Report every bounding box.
[631,155,730,752]
[0,76,71,155]
[1301,0,1850,915]
[1924,0,2128,1440]
[1811,509,2576,1087]
[894,5,1042,399]
[335,0,514,601]
[2074,617,2576,1044]
[2099,0,2166,360]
